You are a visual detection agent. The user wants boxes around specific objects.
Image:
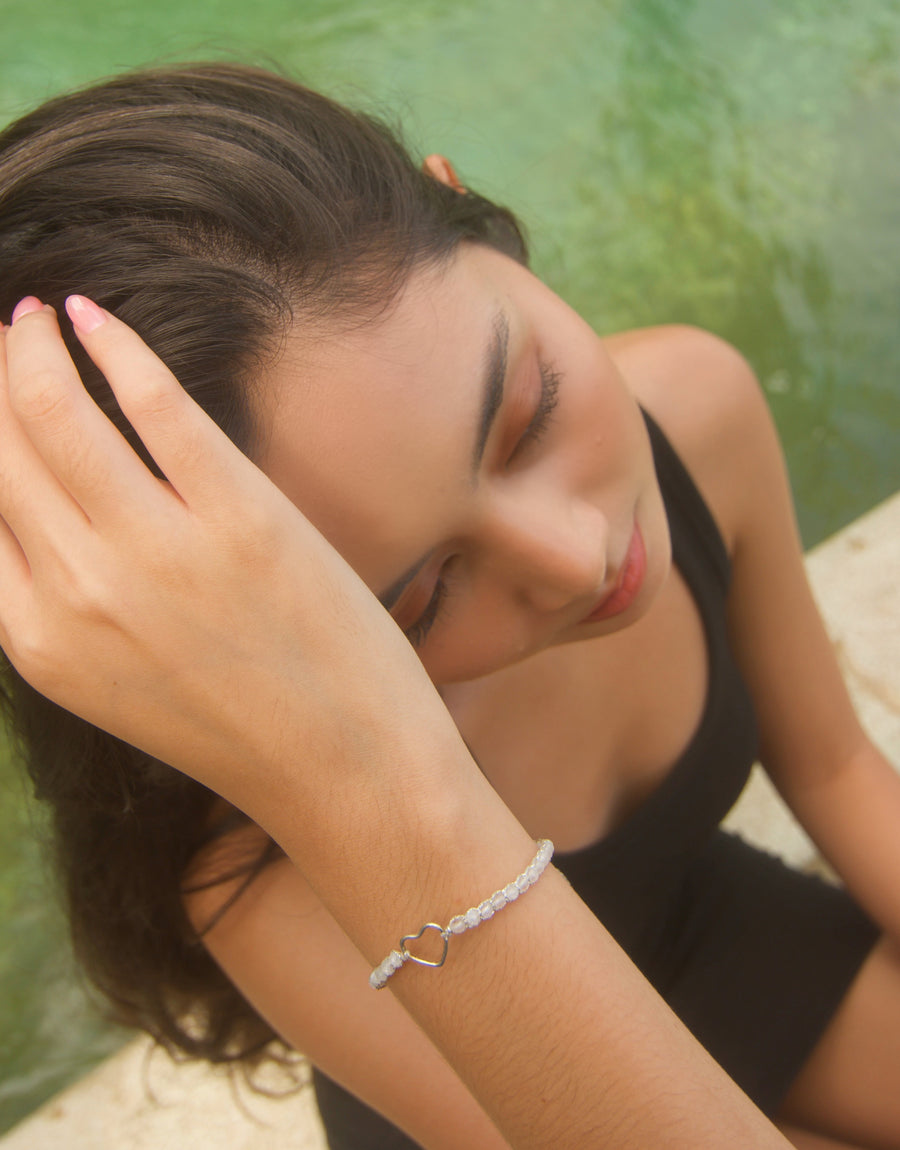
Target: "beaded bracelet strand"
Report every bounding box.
[370,839,554,989]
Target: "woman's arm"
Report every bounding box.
[0,304,789,1148]
[631,326,900,944]
[723,363,900,942]
[185,838,513,1150]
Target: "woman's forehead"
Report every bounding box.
[258,248,507,592]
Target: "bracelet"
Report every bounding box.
[369,839,554,989]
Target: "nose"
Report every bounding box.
[481,492,609,615]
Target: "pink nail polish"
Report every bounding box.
[12,296,45,323]
[66,295,108,334]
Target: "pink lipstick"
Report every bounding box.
[581,525,647,624]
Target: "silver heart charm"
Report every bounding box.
[400,923,449,968]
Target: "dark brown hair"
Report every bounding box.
[0,63,527,1065]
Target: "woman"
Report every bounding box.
[0,65,898,1150]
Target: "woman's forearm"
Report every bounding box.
[782,740,900,944]
[267,715,790,1150]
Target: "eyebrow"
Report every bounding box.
[471,311,509,476]
[376,310,509,611]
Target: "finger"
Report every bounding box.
[65,296,269,515]
[0,319,94,559]
[4,301,169,526]
[0,509,33,660]
[0,328,39,657]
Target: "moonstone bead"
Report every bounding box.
[369,840,554,990]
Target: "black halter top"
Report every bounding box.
[553,410,759,972]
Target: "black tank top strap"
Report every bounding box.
[641,407,731,596]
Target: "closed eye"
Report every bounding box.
[403,570,451,648]
[508,360,561,463]
[403,360,561,648]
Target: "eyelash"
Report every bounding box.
[404,576,451,648]
[403,358,562,649]
[509,360,561,462]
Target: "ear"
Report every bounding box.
[422,154,466,193]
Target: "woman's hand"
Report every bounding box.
[0,298,461,842]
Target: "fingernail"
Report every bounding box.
[12,296,45,323]
[66,294,108,334]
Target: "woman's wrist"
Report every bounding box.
[260,706,538,964]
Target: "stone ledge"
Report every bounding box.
[0,1039,326,1150]
[724,491,900,866]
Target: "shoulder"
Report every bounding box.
[602,324,779,554]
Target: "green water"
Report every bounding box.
[0,745,127,1132]
[1,0,898,1133]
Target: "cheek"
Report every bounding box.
[563,357,641,471]
[421,611,534,685]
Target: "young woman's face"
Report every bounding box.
[260,244,671,685]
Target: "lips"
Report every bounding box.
[580,525,646,624]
